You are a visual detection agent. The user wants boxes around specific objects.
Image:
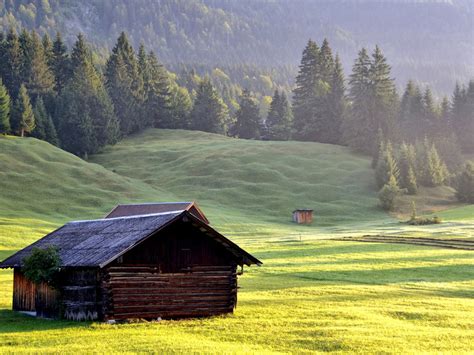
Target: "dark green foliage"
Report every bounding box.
[454,162,474,203]
[378,174,399,211]
[11,84,35,137]
[0,79,11,133]
[416,139,449,187]
[51,32,70,93]
[105,32,143,135]
[375,141,399,189]
[344,46,397,154]
[233,89,261,139]
[56,35,119,157]
[266,90,292,140]
[292,38,343,143]
[292,39,320,139]
[143,51,171,129]
[26,31,55,97]
[398,142,418,194]
[2,29,23,98]
[190,78,229,134]
[168,83,193,129]
[31,97,58,145]
[22,246,60,288]
[451,80,474,152]
[399,80,424,141]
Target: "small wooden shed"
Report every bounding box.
[292,209,313,224]
[0,209,261,321]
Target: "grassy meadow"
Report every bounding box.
[0,131,473,353]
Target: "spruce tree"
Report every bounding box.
[378,173,400,211]
[400,80,424,141]
[344,46,397,154]
[168,83,193,129]
[190,78,228,134]
[233,89,261,139]
[426,142,448,186]
[398,142,418,194]
[292,39,320,139]
[11,84,35,137]
[27,31,55,97]
[3,29,23,98]
[0,79,11,134]
[57,35,119,157]
[105,32,143,135]
[326,54,346,144]
[145,51,171,129]
[31,97,58,145]
[51,32,70,93]
[343,48,372,152]
[454,162,474,203]
[375,141,399,189]
[266,90,292,140]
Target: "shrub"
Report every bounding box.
[22,246,60,288]
[454,162,474,203]
[378,174,399,211]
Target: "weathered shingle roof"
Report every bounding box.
[104,202,210,224]
[0,211,261,268]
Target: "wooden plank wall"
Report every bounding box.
[13,269,36,312]
[35,282,60,318]
[103,265,237,320]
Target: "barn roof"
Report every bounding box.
[0,211,261,269]
[105,202,210,224]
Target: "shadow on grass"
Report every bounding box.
[0,309,91,333]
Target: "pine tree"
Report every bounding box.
[27,31,55,97]
[400,80,424,141]
[31,97,58,145]
[319,39,335,83]
[2,29,23,98]
[11,84,35,137]
[292,39,320,139]
[233,89,261,139]
[325,54,346,144]
[57,35,119,157]
[344,46,397,154]
[417,138,448,187]
[145,51,171,128]
[371,128,385,169]
[452,80,474,152]
[454,162,474,203]
[398,142,418,194]
[190,78,228,134]
[370,45,398,142]
[378,173,400,211]
[51,32,70,93]
[343,48,372,152]
[105,32,143,135]
[42,33,53,65]
[168,83,193,129]
[0,79,11,134]
[375,141,399,189]
[266,90,292,140]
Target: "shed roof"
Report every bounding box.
[105,202,209,224]
[0,211,261,269]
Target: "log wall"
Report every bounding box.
[103,265,237,320]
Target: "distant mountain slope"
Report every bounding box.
[0,0,472,94]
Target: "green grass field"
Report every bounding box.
[0,131,473,353]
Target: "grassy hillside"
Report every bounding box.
[91,129,386,229]
[0,131,473,353]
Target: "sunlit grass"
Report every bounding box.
[1,130,473,353]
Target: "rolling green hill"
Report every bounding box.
[1,131,473,353]
[90,129,386,228]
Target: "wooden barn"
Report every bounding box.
[0,207,261,321]
[292,209,313,224]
